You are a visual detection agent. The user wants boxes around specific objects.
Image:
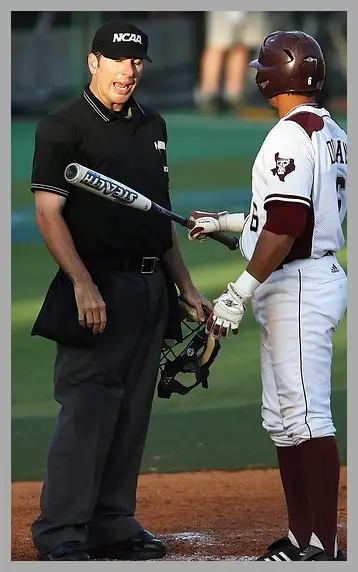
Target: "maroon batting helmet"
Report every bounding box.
[249,30,325,99]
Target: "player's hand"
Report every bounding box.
[73,279,107,334]
[187,210,229,241]
[205,282,250,339]
[179,286,213,323]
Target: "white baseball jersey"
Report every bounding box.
[240,104,347,262]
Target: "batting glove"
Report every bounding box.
[188,211,247,241]
[206,271,261,339]
[188,211,229,241]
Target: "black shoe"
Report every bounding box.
[87,529,167,561]
[257,536,302,561]
[38,541,90,561]
[299,545,347,561]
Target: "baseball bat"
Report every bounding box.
[64,163,240,251]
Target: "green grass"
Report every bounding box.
[12,389,347,481]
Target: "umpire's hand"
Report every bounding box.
[180,286,213,323]
[74,280,107,334]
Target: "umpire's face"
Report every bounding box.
[88,53,144,111]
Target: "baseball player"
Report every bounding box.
[188,31,347,561]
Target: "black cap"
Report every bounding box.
[91,20,152,62]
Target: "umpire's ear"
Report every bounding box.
[88,53,100,75]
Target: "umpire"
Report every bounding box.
[29,19,211,562]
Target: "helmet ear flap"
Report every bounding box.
[303,56,325,91]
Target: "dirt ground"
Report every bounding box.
[12,466,347,561]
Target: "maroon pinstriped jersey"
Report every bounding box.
[240,105,347,263]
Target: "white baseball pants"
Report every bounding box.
[251,254,347,447]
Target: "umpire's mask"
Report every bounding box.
[157,297,221,399]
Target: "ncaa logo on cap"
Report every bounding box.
[113,33,142,44]
[91,20,152,62]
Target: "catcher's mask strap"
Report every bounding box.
[157,337,220,399]
[157,375,206,399]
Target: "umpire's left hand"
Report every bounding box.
[179,286,213,323]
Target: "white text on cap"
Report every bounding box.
[113,33,142,44]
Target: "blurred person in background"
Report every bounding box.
[194,11,271,115]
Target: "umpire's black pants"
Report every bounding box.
[31,269,169,553]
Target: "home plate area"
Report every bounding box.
[11,468,347,561]
[161,532,256,560]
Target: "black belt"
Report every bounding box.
[275,251,333,271]
[86,256,161,274]
[120,256,161,274]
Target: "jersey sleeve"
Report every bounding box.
[262,120,314,210]
[30,114,77,198]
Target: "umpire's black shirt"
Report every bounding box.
[31,85,173,263]
[31,86,182,347]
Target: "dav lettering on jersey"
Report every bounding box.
[326,139,347,164]
[113,33,142,44]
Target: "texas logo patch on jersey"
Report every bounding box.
[271,153,296,181]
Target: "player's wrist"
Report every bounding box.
[230,270,261,300]
[219,212,246,233]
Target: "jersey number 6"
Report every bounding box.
[250,202,259,232]
[336,176,346,212]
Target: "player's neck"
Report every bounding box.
[277,95,317,119]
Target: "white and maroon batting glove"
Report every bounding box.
[205,271,261,339]
[205,283,248,339]
[188,211,229,241]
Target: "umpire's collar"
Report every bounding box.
[83,85,145,123]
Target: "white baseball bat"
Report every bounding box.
[64,163,240,251]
